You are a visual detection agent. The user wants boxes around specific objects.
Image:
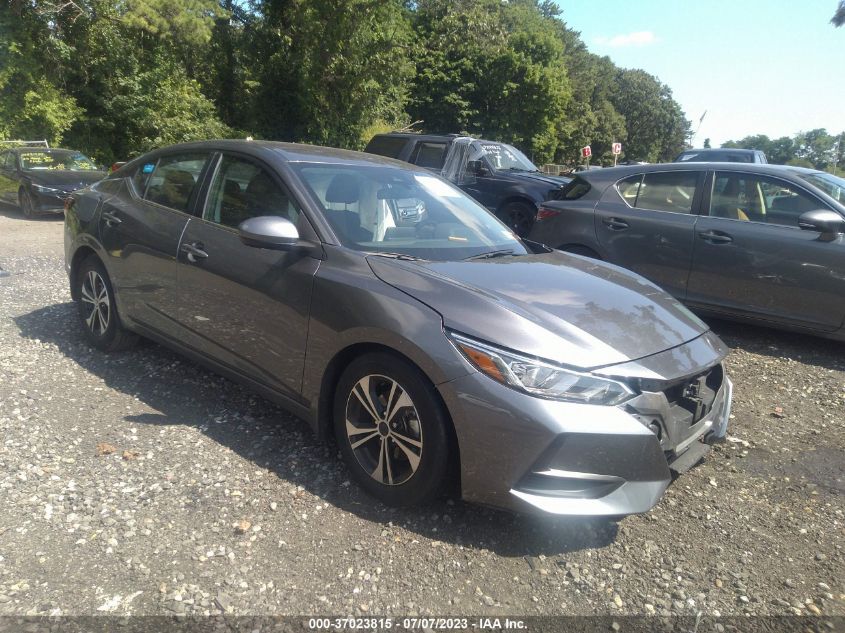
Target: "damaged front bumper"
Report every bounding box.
[438,331,733,517]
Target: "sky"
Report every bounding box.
[556,0,844,147]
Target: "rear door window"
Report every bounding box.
[141,153,210,212]
[634,171,698,213]
[616,174,642,206]
[410,142,448,169]
[365,136,408,159]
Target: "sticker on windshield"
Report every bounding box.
[142,163,155,174]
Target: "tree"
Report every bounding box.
[251,0,414,148]
[832,0,845,26]
[608,69,689,162]
[703,138,711,148]
[408,0,571,162]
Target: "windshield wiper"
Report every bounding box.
[463,249,515,261]
[505,167,541,173]
[370,252,426,261]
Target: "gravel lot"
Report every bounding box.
[0,208,842,620]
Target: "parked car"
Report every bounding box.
[364,133,571,237]
[65,140,732,517]
[0,147,106,217]
[675,148,767,164]
[528,163,845,340]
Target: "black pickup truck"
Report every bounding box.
[364,133,571,236]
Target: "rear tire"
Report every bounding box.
[75,256,137,352]
[334,352,451,506]
[497,201,535,237]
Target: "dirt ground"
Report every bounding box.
[0,207,842,621]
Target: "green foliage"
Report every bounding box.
[0,0,692,168]
[608,69,689,162]
[723,130,844,170]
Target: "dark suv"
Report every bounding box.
[364,133,570,236]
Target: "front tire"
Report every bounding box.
[334,353,452,506]
[497,201,535,237]
[75,256,137,352]
[18,188,35,218]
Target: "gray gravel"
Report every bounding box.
[0,209,842,617]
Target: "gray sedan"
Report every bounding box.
[64,140,732,517]
[530,163,845,340]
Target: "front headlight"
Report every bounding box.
[448,331,634,406]
[32,184,65,194]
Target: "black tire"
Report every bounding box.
[560,244,601,260]
[75,256,137,352]
[334,352,452,506]
[18,188,35,218]
[497,201,535,237]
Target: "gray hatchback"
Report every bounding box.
[65,140,732,517]
[530,163,845,340]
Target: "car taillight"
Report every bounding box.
[536,206,561,221]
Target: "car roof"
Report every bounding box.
[121,139,431,171]
[572,161,825,184]
[679,147,761,154]
[371,132,461,142]
[9,147,76,153]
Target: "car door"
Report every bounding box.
[174,153,320,401]
[450,143,501,212]
[594,169,704,298]
[98,151,213,333]
[686,170,845,331]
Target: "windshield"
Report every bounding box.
[20,150,99,171]
[800,172,845,204]
[291,163,528,261]
[474,141,538,172]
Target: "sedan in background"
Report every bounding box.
[529,163,845,340]
[0,147,106,217]
[65,140,732,517]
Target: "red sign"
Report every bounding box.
[612,142,622,155]
[581,145,592,158]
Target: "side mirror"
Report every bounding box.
[466,160,488,177]
[797,209,844,236]
[238,216,300,250]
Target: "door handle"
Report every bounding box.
[603,217,629,230]
[101,210,122,226]
[698,230,733,244]
[181,242,209,263]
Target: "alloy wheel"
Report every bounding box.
[80,270,110,336]
[20,190,34,218]
[345,374,423,486]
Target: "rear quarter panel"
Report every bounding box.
[528,194,604,252]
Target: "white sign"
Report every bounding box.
[612,142,622,155]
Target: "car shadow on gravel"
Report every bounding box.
[0,202,63,220]
[15,302,619,558]
[706,317,845,372]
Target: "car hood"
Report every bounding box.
[502,171,571,188]
[25,170,106,190]
[368,251,710,370]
